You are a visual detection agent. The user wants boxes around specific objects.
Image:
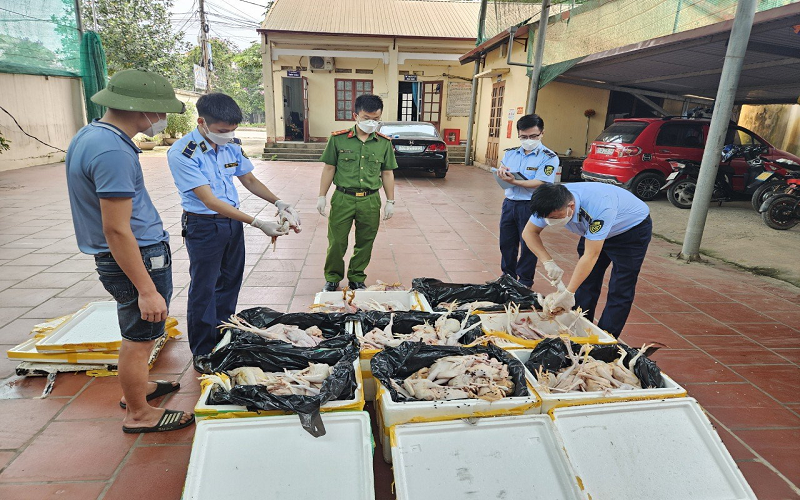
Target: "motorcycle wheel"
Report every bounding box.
[667,179,695,209]
[751,180,787,211]
[761,194,799,230]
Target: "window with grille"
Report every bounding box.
[335,79,373,121]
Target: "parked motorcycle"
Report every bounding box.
[748,158,800,211]
[759,178,800,230]
[662,144,786,209]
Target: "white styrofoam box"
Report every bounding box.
[183,413,374,500]
[479,309,616,348]
[35,301,121,352]
[551,399,756,500]
[313,290,433,312]
[391,415,586,500]
[510,349,686,414]
[194,359,364,419]
[375,380,540,463]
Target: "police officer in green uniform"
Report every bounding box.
[317,94,398,291]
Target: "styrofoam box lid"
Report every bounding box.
[391,415,586,500]
[8,338,119,364]
[183,413,375,500]
[35,301,120,351]
[551,398,756,500]
[314,290,433,312]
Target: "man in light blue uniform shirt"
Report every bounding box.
[522,183,651,337]
[494,114,559,288]
[168,93,300,365]
[66,69,193,434]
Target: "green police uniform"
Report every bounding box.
[319,126,398,283]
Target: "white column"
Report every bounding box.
[386,41,399,120]
[261,35,277,144]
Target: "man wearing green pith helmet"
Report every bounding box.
[65,69,194,434]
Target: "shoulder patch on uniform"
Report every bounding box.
[544,150,557,158]
[376,132,392,140]
[232,137,242,145]
[503,147,516,152]
[182,141,197,158]
[332,129,350,136]
[589,220,605,234]
[544,165,555,176]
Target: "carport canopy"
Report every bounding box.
[555,2,800,105]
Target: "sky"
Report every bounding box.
[170,0,269,50]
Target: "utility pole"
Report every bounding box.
[465,0,488,166]
[679,0,756,261]
[199,0,211,93]
[526,0,550,114]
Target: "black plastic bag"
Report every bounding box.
[412,275,541,312]
[356,310,484,346]
[198,330,360,437]
[227,307,355,349]
[524,337,664,389]
[370,341,530,402]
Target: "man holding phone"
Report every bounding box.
[494,114,559,289]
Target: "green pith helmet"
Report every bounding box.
[91,69,185,113]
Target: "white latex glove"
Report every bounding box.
[250,217,289,237]
[383,200,395,221]
[543,289,575,316]
[275,199,301,229]
[543,260,564,286]
[317,196,327,217]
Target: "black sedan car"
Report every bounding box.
[379,122,448,178]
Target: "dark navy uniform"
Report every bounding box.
[499,145,559,287]
[529,183,651,337]
[167,129,253,355]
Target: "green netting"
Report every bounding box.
[479,0,590,45]
[537,56,584,88]
[0,0,81,76]
[80,31,107,121]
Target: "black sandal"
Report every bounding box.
[122,409,195,434]
[119,380,180,409]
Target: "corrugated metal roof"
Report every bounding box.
[261,0,481,39]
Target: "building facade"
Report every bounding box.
[258,0,480,144]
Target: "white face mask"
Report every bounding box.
[545,206,573,227]
[521,139,541,151]
[357,119,380,134]
[202,122,235,145]
[143,113,167,137]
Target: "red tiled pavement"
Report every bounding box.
[0,159,798,498]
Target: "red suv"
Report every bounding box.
[581,118,800,200]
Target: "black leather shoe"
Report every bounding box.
[323,281,339,292]
[193,355,210,374]
[348,281,366,290]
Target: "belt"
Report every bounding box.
[335,186,378,197]
[184,211,229,219]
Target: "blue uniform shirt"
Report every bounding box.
[529,183,649,241]
[167,128,254,214]
[499,144,559,200]
[66,120,168,255]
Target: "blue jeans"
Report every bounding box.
[94,242,173,342]
[575,216,652,338]
[499,198,537,287]
[184,214,245,356]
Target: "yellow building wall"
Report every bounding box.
[739,104,800,157]
[0,73,85,171]
[271,55,474,141]
[472,47,610,166]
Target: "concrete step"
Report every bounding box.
[266,142,326,150]
[262,152,323,161]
